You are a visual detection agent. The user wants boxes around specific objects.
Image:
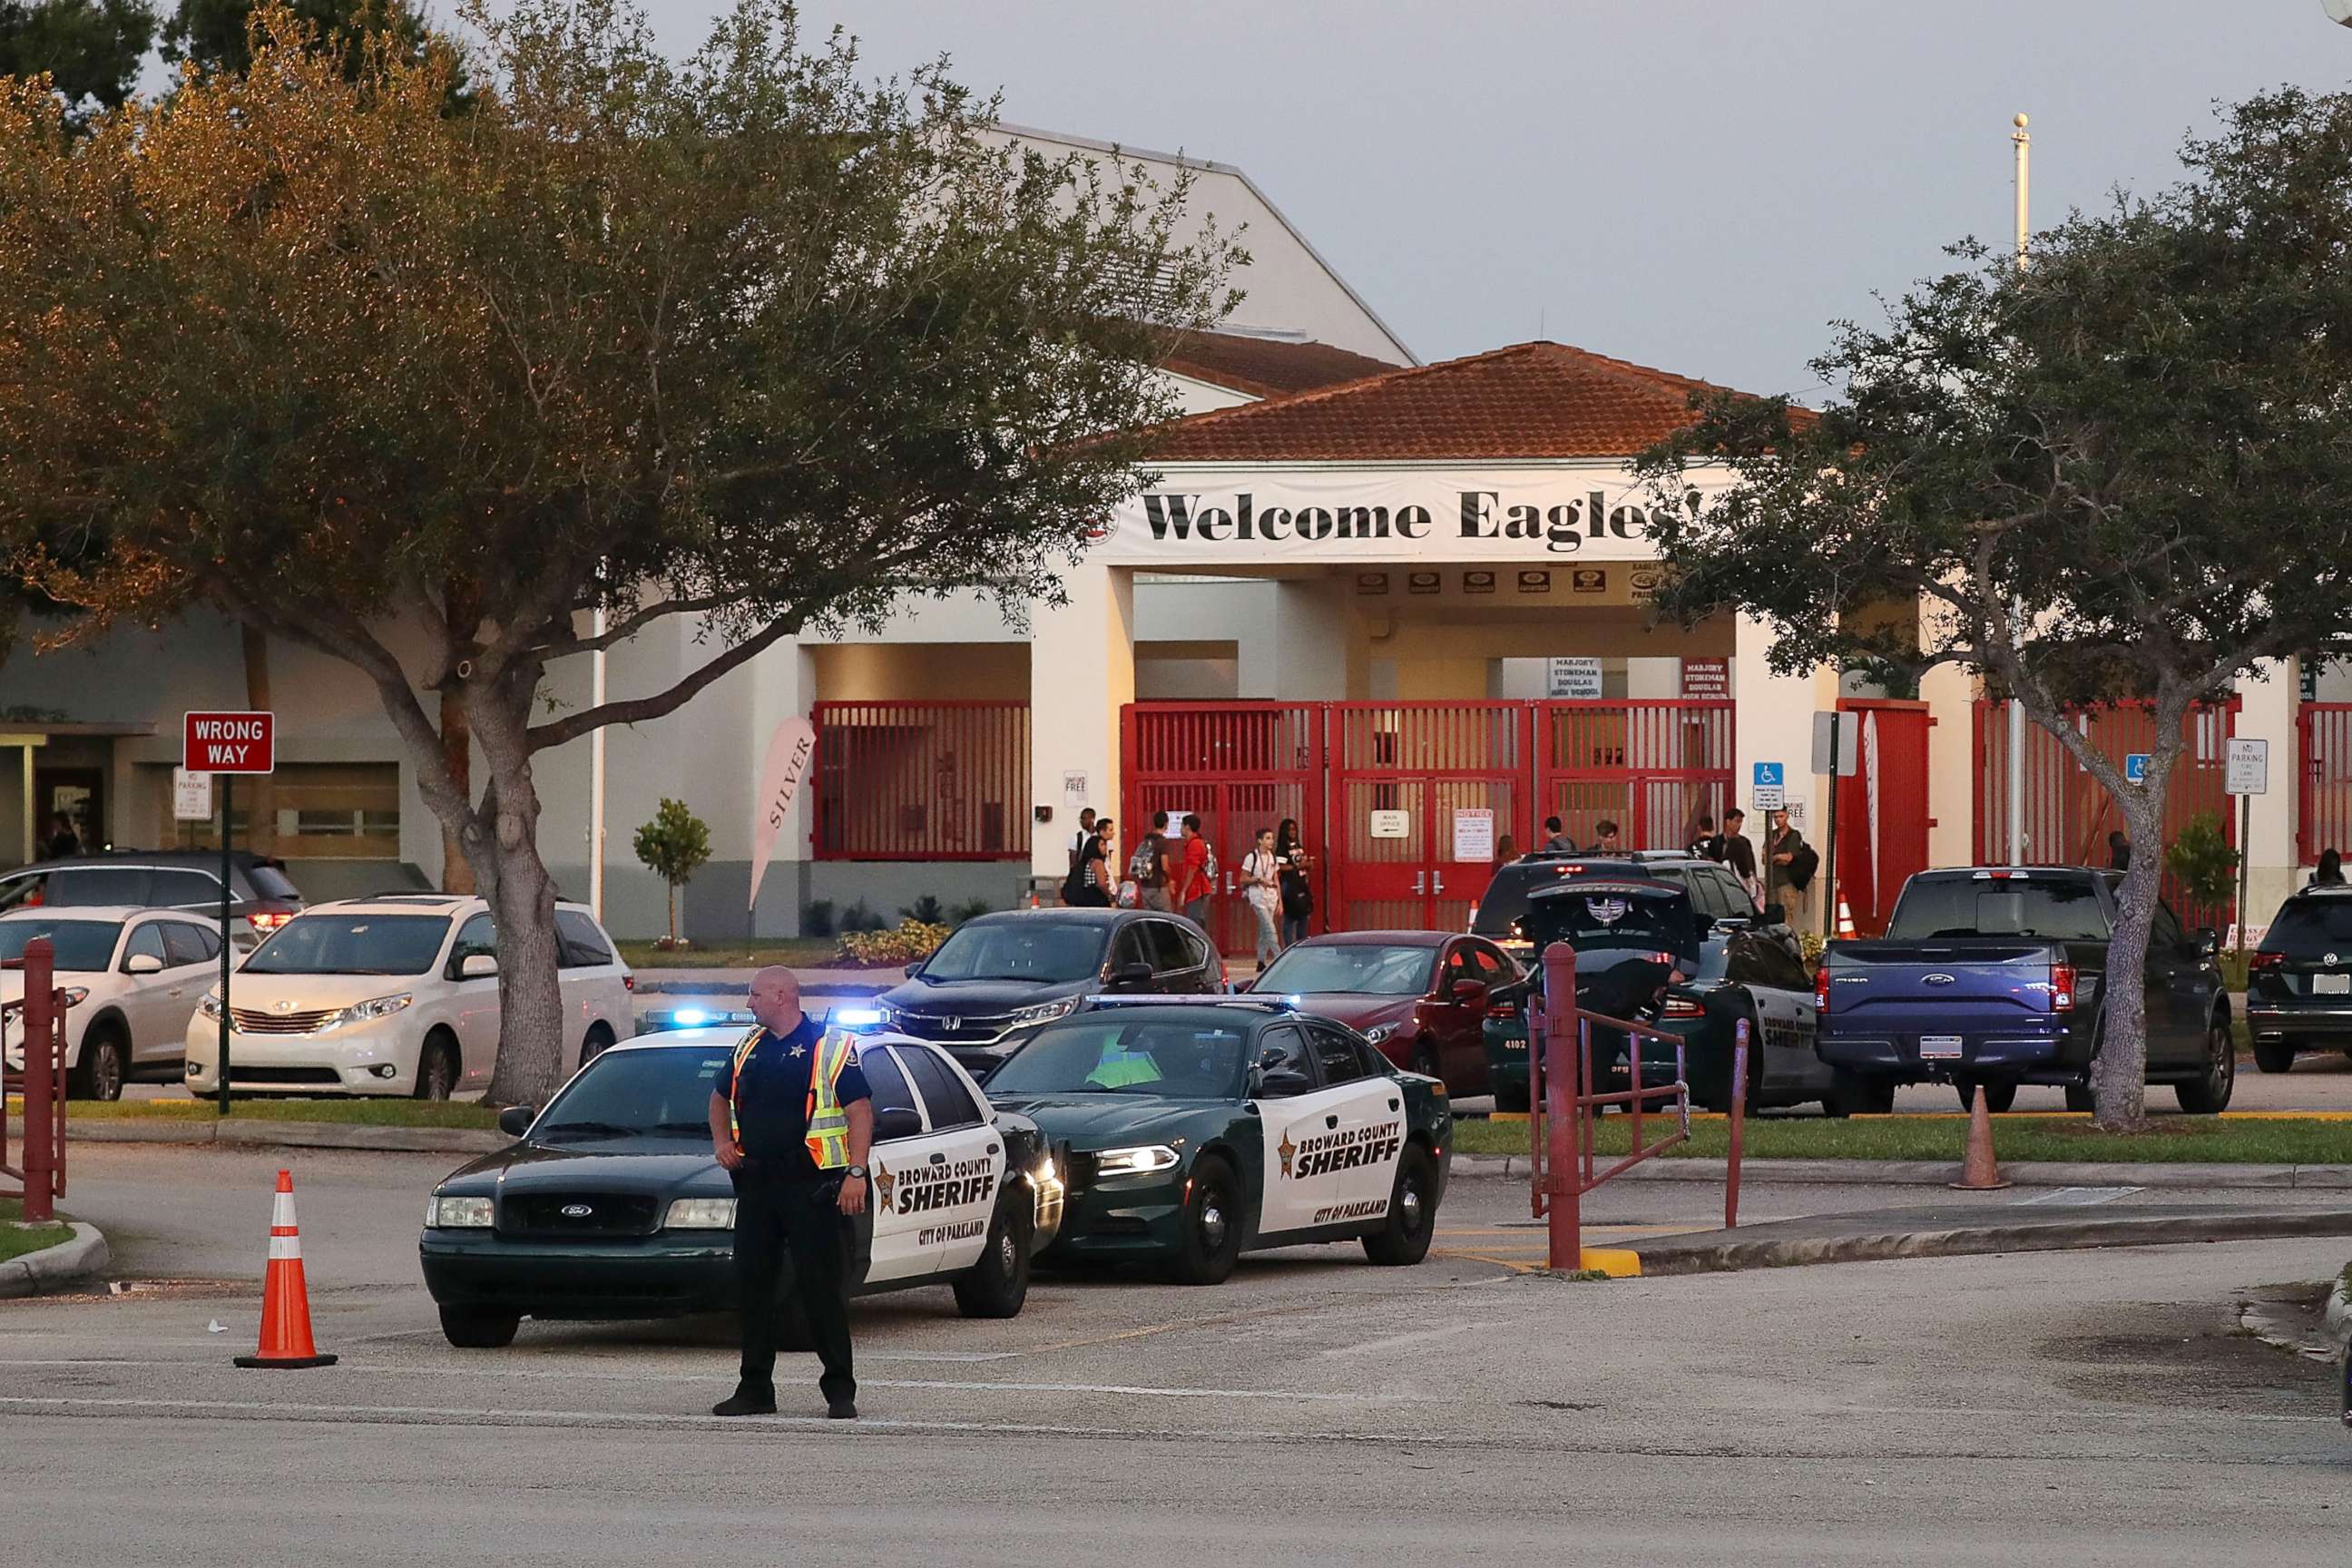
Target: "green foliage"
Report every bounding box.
[801,898,835,938]
[0,0,154,122]
[2164,812,2239,910]
[632,797,710,945]
[837,918,949,968]
[899,894,946,926]
[838,899,886,935]
[947,897,992,925]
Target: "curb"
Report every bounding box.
[67,1120,505,1155]
[1629,1208,2352,1277]
[1446,1154,2352,1190]
[0,1221,110,1298]
[637,977,890,997]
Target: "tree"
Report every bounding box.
[164,0,437,79]
[1634,86,2352,1129]
[0,0,154,124]
[632,797,710,946]
[2164,812,2239,927]
[0,0,1241,1104]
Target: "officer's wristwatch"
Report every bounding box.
[846,1164,868,1180]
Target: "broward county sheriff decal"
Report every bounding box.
[1277,1116,1403,1225]
[874,1155,998,1247]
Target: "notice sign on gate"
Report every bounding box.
[172,767,213,822]
[1368,809,1411,839]
[1452,808,1495,862]
[183,710,276,773]
[2227,737,2269,796]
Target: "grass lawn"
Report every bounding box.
[1450,1112,2352,1165]
[0,1196,74,1264]
[8,1096,502,1129]
[615,937,844,970]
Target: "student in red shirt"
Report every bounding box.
[1175,813,1215,944]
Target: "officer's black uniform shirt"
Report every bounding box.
[724,1014,871,1178]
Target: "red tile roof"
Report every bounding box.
[1144,340,1802,462]
[1159,329,1404,400]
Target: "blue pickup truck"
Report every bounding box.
[1814,867,2236,1114]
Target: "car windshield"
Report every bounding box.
[985,1016,1249,1099]
[0,919,120,972]
[1525,887,1699,956]
[243,914,451,975]
[534,1045,735,1142]
[1256,943,1433,996]
[1884,876,2109,942]
[918,921,1104,984]
[2259,900,2352,958]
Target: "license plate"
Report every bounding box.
[2317,974,2350,995]
[1919,1034,1965,1061]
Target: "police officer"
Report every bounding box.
[706,966,873,1419]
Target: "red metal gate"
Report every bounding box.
[811,701,1030,861]
[1974,699,2239,926]
[1121,703,1325,956]
[2298,703,2352,865]
[1536,700,1734,851]
[1331,704,1530,932]
[1834,700,1932,936]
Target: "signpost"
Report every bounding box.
[184,711,275,1113]
[1811,712,1861,940]
[2226,739,2269,964]
[1750,761,1784,813]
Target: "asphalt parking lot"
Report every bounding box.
[5,1143,2346,1565]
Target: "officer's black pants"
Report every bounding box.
[730,1161,855,1406]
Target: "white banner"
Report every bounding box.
[1095,465,1728,566]
[747,716,817,910]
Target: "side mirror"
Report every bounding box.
[872,1105,924,1142]
[496,1104,535,1137]
[902,961,924,978]
[1448,978,1489,1009]
[1760,903,1787,926]
[459,952,498,979]
[2196,927,2220,958]
[1259,1070,1315,1098]
[1110,961,1154,991]
[123,952,164,975]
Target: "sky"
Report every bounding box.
[615,0,2352,399]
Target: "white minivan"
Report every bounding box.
[184,896,632,1099]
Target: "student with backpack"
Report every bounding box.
[1061,818,1115,907]
[1175,814,1218,942]
[1131,811,1174,912]
[1240,827,1283,966]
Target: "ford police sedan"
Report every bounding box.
[419,1029,1063,1347]
[980,998,1452,1286]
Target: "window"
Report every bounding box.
[1438,944,1475,993]
[150,869,223,909]
[2260,898,2352,958]
[243,914,451,976]
[1256,943,1433,997]
[2148,900,2189,955]
[1725,933,1808,992]
[857,1045,922,1136]
[46,867,152,906]
[0,871,45,911]
[901,1045,982,1130]
[162,922,221,967]
[1884,874,2109,942]
[121,922,168,969]
[0,919,122,973]
[921,920,1104,984]
[985,1016,1250,1099]
[1109,925,1153,975]
[1308,1024,1369,1085]
[1469,944,1514,982]
[450,914,496,974]
[158,762,399,859]
[555,911,615,969]
[1142,921,1192,975]
[1253,1024,1318,1096]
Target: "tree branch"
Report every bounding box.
[526,610,806,751]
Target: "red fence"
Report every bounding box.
[1834,700,1933,936]
[1537,700,1735,853]
[811,701,1030,861]
[1972,699,2238,925]
[2298,703,2352,866]
[1332,703,1530,933]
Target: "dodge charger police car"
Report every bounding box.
[419,1028,1063,1347]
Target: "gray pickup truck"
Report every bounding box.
[1814,867,2236,1114]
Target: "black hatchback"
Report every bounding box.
[869,908,1224,1081]
[2246,887,2352,1073]
[0,850,304,947]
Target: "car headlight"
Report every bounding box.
[427,1195,493,1228]
[662,1198,738,1230]
[1093,1144,1181,1176]
[1010,995,1082,1030]
[198,992,223,1020]
[326,993,413,1030]
[54,987,88,1008]
[1360,1022,1400,1046]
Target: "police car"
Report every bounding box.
[418,1027,1063,1347]
[979,997,1453,1286]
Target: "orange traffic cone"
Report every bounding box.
[1949,1083,2011,1191]
[233,1169,338,1368]
[1835,892,1857,939]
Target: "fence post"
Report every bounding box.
[20,936,54,1223]
[1543,941,1581,1271]
[1726,1016,1749,1230]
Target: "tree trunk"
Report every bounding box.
[667,881,678,945]
[439,685,475,894]
[2089,700,2189,1131]
[239,624,273,856]
[464,673,568,1107]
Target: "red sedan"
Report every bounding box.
[1245,930,1520,1095]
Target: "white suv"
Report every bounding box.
[0,906,227,1099]
[184,896,633,1099]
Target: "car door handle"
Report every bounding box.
[929,1152,947,1166]
[986,1144,999,1155]
[1325,1114,1339,1129]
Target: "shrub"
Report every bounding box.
[2165,811,2239,912]
[632,799,711,946]
[838,899,887,934]
[802,899,836,938]
[837,918,952,967]
[948,897,992,924]
[900,894,946,926]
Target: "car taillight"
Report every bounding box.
[1661,995,1704,1018]
[25,887,41,907]
[2249,951,2283,972]
[248,911,289,934]
[623,974,635,992]
[1814,965,1830,1012]
[2050,961,2076,1012]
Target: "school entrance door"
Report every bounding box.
[1330,705,1530,933]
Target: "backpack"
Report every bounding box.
[1200,838,1220,887]
[1787,842,1821,891]
[1127,838,1158,884]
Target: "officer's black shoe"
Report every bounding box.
[712,1391,777,1417]
[827,1399,858,1420]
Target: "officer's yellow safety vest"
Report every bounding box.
[729,1026,858,1170]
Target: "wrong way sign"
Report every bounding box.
[183,710,277,774]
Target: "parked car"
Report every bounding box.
[1473,850,1790,967]
[0,906,227,1099]
[1815,867,2234,1114]
[2245,886,2352,1073]
[1244,930,1518,1097]
[868,908,1223,1081]
[0,850,303,947]
[419,1028,1063,1347]
[981,998,1451,1285]
[184,895,632,1098]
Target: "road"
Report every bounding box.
[5,1144,2347,1564]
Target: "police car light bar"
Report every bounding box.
[640,1006,757,1033]
[830,1007,887,1029]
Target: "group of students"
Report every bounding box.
[1061,808,1316,964]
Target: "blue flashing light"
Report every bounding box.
[832,1007,885,1029]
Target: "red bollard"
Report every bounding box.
[1543,942,1582,1271]
[19,937,56,1223]
[1725,1017,1749,1230]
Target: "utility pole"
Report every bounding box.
[589,604,607,923]
[2006,112,2031,866]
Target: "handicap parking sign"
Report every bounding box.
[1753,762,1783,789]
[2124,753,2151,784]
[1752,760,1785,811]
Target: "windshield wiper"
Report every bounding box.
[536,1121,635,1140]
[652,1121,717,1134]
